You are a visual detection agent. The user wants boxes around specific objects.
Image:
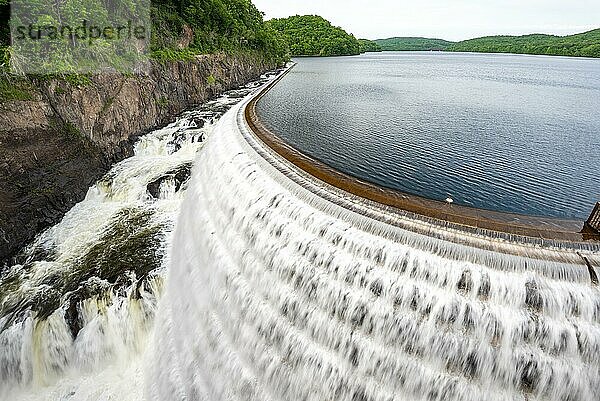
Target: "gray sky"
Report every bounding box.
[252,0,600,41]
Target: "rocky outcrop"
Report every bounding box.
[0,52,279,264]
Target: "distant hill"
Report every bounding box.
[358,39,382,53]
[374,29,600,58]
[375,37,455,51]
[267,15,361,57]
[448,29,600,58]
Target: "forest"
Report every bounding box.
[266,15,361,57]
[0,5,374,75]
[374,30,600,58]
[375,37,454,51]
[150,0,288,61]
[448,29,600,58]
[0,0,289,74]
[358,39,382,53]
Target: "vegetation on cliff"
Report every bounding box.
[0,0,289,74]
[150,0,288,63]
[448,29,600,58]
[358,39,382,53]
[0,75,32,101]
[375,37,454,51]
[266,15,360,57]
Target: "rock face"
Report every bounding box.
[0,53,278,264]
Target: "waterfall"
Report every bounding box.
[2,64,597,401]
[0,71,284,401]
[147,89,600,401]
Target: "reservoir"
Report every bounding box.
[256,52,600,219]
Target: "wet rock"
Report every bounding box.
[147,163,193,199]
[462,350,480,379]
[457,269,473,293]
[478,273,491,300]
[78,208,164,282]
[348,345,360,367]
[64,278,112,339]
[1,207,164,336]
[13,242,57,267]
[165,130,188,154]
[350,303,367,327]
[518,354,540,394]
[189,117,206,129]
[369,279,383,297]
[525,280,543,312]
[30,287,62,320]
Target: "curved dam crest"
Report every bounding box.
[147,69,600,401]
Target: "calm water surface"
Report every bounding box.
[257,52,600,219]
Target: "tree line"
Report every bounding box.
[266,15,360,57]
[150,0,288,62]
[267,15,381,57]
[358,39,382,53]
[375,37,453,51]
[374,30,600,58]
[0,0,290,73]
[448,30,600,58]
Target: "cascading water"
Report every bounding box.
[0,70,284,401]
[2,63,598,401]
[147,79,600,401]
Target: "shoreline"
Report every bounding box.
[244,64,600,246]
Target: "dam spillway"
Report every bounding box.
[147,69,600,401]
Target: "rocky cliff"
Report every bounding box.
[0,52,279,264]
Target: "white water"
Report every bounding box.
[147,90,600,401]
[0,71,282,401]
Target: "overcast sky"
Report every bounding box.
[252,0,600,41]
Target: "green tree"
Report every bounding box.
[151,0,288,63]
[358,39,381,53]
[267,15,360,57]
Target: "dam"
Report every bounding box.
[146,64,600,401]
[0,61,598,401]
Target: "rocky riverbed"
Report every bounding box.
[0,53,280,265]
